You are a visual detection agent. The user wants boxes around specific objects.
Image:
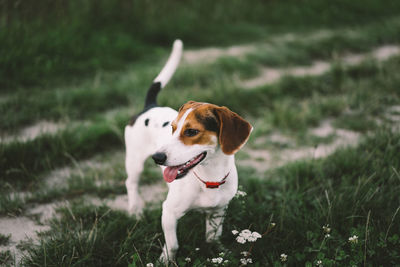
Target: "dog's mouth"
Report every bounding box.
[163,152,207,183]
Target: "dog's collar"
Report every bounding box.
[193,171,230,189]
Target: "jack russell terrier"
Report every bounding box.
[124,40,253,262]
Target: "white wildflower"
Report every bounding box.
[224,259,229,264]
[240,229,252,237]
[246,231,262,242]
[219,252,225,257]
[232,230,239,235]
[240,258,253,265]
[348,235,358,243]
[195,247,200,251]
[280,253,288,262]
[322,224,331,234]
[247,235,257,242]
[316,260,323,266]
[241,251,250,257]
[236,235,246,244]
[236,229,262,243]
[236,190,247,197]
[325,233,330,238]
[146,264,154,267]
[270,222,276,228]
[211,257,223,264]
[185,257,191,262]
[252,231,262,239]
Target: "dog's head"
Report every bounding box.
[152,101,253,183]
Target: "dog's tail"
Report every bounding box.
[144,39,183,109]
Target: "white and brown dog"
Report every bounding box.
[124,40,252,261]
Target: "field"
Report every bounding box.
[1,0,400,266]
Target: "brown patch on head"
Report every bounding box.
[177,102,219,146]
[173,101,253,153]
[171,101,204,134]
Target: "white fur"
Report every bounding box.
[154,39,183,88]
[124,39,247,263]
[124,107,177,215]
[125,105,242,263]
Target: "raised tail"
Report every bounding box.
[144,39,183,109]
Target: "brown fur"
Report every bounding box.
[213,106,252,155]
[173,101,252,154]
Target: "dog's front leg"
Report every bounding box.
[205,206,227,243]
[159,203,184,263]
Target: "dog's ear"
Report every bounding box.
[213,106,253,155]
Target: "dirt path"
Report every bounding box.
[239,119,360,173]
[0,121,64,144]
[182,29,335,65]
[241,45,400,88]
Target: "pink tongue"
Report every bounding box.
[163,166,179,183]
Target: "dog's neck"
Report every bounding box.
[194,149,234,182]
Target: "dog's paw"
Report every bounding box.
[127,197,145,217]
[159,245,176,264]
[159,252,168,264]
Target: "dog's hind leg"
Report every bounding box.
[124,124,155,216]
[205,206,227,243]
[125,154,146,216]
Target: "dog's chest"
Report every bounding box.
[192,186,236,209]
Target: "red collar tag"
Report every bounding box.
[193,171,230,189]
[205,181,226,188]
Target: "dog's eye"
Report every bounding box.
[184,128,199,137]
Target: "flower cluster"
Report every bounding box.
[239,251,253,265]
[209,252,229,265]
[280,253,288,262]
[240,257,253,265]
[233,229,262,244]
[236,190,247,198]
[348,235,358,244]
[146,263,153,267]
[316,260,323,266]
[211,257,223,264]
[322,224,331,238]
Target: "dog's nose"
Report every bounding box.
[152,152,167,165]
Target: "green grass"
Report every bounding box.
[0,122,125,190]
[20,130,400,266]
[3,16,400,133]
[2,2,400,265]
[0,250,13,266]
[0,233,11,246]
[2,0,400,91]
[3,55,400,193]
[0,62,158,132]
[0,193,25,216]
[247,17,400,68]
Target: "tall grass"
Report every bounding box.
[21,130,400,266]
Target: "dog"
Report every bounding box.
[124,40,253,262]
